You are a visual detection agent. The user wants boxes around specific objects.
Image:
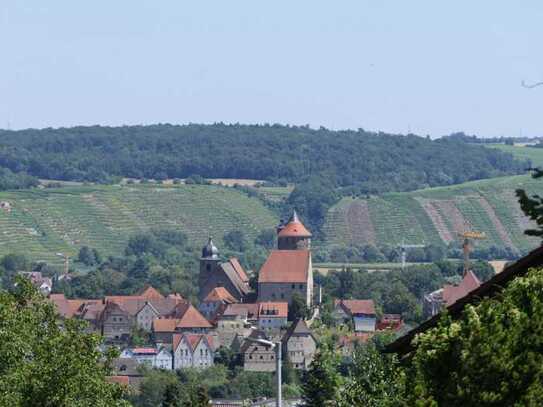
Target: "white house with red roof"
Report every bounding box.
[333,299,377,332]
[257,302,288,333]
[120,347,173,370]
[257,211,314,308]
[172,333,215,369]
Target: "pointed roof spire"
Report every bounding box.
[290,209,300,224]
[278,210,312,238]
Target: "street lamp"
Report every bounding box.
[245,337,282,407]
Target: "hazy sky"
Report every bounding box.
[1,1,542,137]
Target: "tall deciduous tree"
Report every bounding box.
[0,277,129,406]
[301,344,341,406]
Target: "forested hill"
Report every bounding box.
[0,124,528,193]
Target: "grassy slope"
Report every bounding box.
[323,174,543,252]
[0,184,278,265]
[484,144,543,167]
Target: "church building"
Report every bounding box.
[198,238,251,302]
[257,211,313,308]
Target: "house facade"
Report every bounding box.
[241,330,276,372]
[283,319,317,370]
[257,302,288,333]
[333,299,376,333]
[173,333,215,369]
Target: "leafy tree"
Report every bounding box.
[516,168,543,237]
[0,277,128,406]
[255,228,276,249]
[78,246,101,266]
[223,230,247,252]
[338,342,406,407]
[1,253,29,272]
[408,268,543,406]
[301,345,342,406]
[289,292,310,321]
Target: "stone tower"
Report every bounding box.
[277,210,312,250]
[198,237,221,299]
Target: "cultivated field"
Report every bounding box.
[484,144,543,167]
[0,184,278,265]
[323,174,543,253]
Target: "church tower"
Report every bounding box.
[277,210,312,250]
[198,237,221,300]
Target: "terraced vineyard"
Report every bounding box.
[0,184,278,265]
[323,175,543,253]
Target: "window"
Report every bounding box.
[259,356,263,360]
[291,284,295,289]
[249,355,253,359]
[206,264,211,271]
[281,293,284,299]
[299,284,303,289]
[271,355,274,360]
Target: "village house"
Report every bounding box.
[153,302,213,343]
[258,212,313,308]
[172,333,215,370]
[100,301,132,342]
[216,303,259,347]
[19,271,52,295]
[423,270,481,318]
[376,314,404,332]
[333,299,376,332]
[198,238,251,302]
[282,319,317,370]
[50,286,186,338]
[241,330,277,372]
[257,302,288,333]
[111,358,144,389]
[120,347,173,370]
[199,286,238,321]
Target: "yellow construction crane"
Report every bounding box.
[458,230,486,275]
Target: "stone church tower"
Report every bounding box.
[258,210,314,307]
[198,238,221,299]
[198,237,251,302]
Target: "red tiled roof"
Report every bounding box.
[138,286,164,300]
[172,333,214,352]
[107,376,130,385]
[258,250,310,283]
[335,299,376,316]
[153,318,177,332]
[229,258,249,283]
[442,270,481,306]
[277,215,312,238]
[203,287,238,304]
[153,304,212,332]
[258,302,288,318]
[222,303,259,319]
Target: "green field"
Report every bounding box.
[484,144,543,167]
[0,184,278,265]
[323,174,543,253]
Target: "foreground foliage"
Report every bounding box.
[409,267,543,406]
[0,278,128,407]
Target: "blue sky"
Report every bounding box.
[1,1,542,137]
